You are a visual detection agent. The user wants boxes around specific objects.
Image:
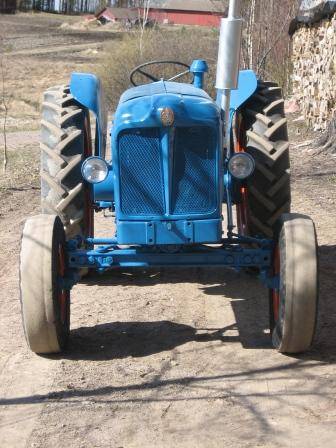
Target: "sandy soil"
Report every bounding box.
[1,12,336,448]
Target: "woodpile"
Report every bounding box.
[291,13,336,131]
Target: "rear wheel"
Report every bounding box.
[41,85,93,239]
[20,214,70,354]
[238,81,291,238]
[269,213,318,353]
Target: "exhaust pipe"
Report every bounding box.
[216,0,243,237]
[216,0,243,156]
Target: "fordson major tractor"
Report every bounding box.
[19,0,318,355]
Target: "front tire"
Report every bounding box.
[20,214,70,354]
[270,213,318,353]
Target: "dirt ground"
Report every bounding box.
[1,12,336,448]
[0,12,121,132]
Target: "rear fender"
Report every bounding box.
[216,69,258,112]
[70,73,107,158]
[218,70,258,204]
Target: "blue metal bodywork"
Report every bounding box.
[190,59,208,89]
[65,63,276,289]
[111,81,222,245]
[69,242,272,271]
[70,73,107,158]
[218,70,258,112]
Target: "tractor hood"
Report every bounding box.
[113,81,220,134]
[119,80,211,103]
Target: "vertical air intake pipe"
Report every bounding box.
[215,0,243,236]
[216,0,243,157]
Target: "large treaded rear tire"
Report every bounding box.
[241,81,291,238]
[40,85,91,239]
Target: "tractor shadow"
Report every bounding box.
[306,244,336,362]
[66,321,238,361]
[66,244,336,362]
[67,269,270,361]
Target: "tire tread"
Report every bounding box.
[242,80,291,237]
[41,85,86,238]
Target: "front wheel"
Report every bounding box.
[20,214,70,354]
[269,213,318,353]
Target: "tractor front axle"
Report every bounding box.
[68,243,272,272]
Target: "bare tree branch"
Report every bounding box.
[256,9,292,75]
[0,35,8,174]
[139,0,151,55]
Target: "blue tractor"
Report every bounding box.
[19,0,318,355]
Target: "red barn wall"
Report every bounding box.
[148,9,222,27]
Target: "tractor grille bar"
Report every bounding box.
[119,128,165,215]
[118,126,217,217]
[171,126,217,215]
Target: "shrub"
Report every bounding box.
[96,27,219,110]
[96,23,293,111]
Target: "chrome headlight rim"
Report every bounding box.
[228,153,255,180]
[81,156,109,184]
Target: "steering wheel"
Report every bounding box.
[130,60,191,87]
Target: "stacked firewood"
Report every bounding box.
[291,13,336,131]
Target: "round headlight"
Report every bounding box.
[82,157,108,184]
[228,153,255,180]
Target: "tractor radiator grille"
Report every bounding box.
[119,128,165,215]
[171,127,217,215]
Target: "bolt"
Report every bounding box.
[88,256,95,265]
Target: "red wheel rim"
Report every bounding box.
[272,245,280,322]
[58,243,68,325]
[83,113,94,239]
[237,186,249,236]
[235,116,250,236]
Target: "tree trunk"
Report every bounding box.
[314,116,336,153]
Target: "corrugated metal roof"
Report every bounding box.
[96,7,139,20]
[300,0,329,8]
[149,0,228,13]
[289,0,336,34]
